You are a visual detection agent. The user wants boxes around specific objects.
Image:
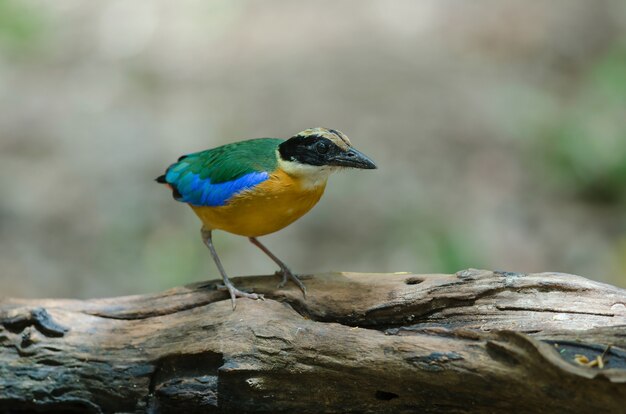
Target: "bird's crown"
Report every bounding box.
[292,128,352,150]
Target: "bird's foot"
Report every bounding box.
[275,268,307,298]
[216,284,264,310]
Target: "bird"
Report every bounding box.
[156,127,377,308]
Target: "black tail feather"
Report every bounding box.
[155,173,183,201]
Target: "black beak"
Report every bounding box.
[328,147,377,169]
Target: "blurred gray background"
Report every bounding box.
[1,0,626,298]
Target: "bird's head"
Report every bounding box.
[277,128,376,184]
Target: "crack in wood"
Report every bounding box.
[495,305,616,317]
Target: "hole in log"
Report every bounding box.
[151,351,224,388]
[405,277,424,285]
[149,351,224,412]
[375,390,399,401]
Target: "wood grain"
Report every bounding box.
[1,269,626,413]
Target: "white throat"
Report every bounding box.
[278,156,335,189]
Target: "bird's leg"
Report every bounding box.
[248,237,307,298]
[201,228,263,309]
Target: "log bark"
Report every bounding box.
[1,269,626,413]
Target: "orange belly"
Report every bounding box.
[191,169,326,237]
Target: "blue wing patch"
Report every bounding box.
[164,165,269,207]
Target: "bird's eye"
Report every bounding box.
[316,141,330,154]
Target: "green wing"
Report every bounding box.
[158,138,283,206]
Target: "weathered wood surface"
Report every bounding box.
[1,269,626,413]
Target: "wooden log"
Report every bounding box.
[1,269,626,413]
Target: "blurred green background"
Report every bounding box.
[1,0,626,298]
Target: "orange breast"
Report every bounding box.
[191,169,326,237]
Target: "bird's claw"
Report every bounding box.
[216,284,264,309]
[275,270,288,288]
[275,269,307,298]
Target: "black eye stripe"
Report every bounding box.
[316,141,330,154]
[310,137,339,152]
[279,136,341,166]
